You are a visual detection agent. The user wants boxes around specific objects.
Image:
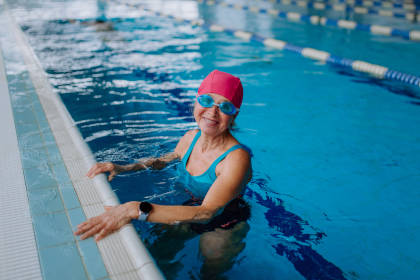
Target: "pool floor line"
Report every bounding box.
[1,4,164,280]
[128,2,420,88]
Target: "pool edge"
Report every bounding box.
[0,24,43,280]
[4,6,164,280]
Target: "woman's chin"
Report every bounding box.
[199,123,221,135]
[200,126,217,134]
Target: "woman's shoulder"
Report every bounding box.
[182,129,200,145]
[186,129,200,138]
[237,143,253,157]
[227,144,251,162]
[174,129,200,158]
[221,136,252,164]
[228,135,252,157]
[216,140,252,179]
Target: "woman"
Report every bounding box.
[75,70,252,275]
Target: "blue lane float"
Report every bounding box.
[321,0,419,12]
[290,0,420,13]
[134,4,420,88]
[198,0,420,41]
[255,0,420,22]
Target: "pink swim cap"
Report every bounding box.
[197,70,243,109]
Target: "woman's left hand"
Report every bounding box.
[75,202,138,241]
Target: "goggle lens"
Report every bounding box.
[197,95,237,115]
[219,102,234,115]
[198,95,213,107]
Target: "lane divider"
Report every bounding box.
[257,0,420,22]
[199,0,420,41]
[127,4,420,88]
[322,0,419,11]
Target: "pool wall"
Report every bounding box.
[0,3,164,280]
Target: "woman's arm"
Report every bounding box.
[86,152,180,181]
[86,130,197,181]
[75,148,251,241]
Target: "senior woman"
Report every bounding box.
[75,70,252,273]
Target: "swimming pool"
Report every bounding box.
[11,0,420,278]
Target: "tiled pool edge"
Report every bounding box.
[0,39,109,280]
[0,4,110,278]
[0,30,43,280]
[1,5,164,280]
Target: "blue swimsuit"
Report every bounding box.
[179,130,251,233]
[180,130,247,199]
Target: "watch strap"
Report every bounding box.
[138,210,149,221]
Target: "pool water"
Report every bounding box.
[10,0,420,279]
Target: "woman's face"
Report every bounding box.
[193,93,237,136]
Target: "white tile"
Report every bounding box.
[73,178,104,206]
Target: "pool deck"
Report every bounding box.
[0,2,163,280]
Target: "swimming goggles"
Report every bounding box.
[196,94,239,116]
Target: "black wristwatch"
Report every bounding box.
[138,201,153,221]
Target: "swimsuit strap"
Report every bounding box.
[181,130,201,166]
[207,144,245,178]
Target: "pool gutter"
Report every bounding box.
[2,6,164,280]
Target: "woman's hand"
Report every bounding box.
[74,202,139,241]
[86,162,123,181]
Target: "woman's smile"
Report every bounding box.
[202,116,219,126]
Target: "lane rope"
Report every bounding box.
[115,1,420,88]
[257,0,420,23]
[318,0,419,12]
[198,0,420,41]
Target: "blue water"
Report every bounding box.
[10,0,420,279]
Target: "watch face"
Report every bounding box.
[140,202,153,213]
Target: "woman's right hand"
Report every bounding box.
[86,162,122,181]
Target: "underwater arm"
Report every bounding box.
[86,129,197,181]
[86,152,180,181]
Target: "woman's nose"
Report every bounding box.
[208,104,220,114]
